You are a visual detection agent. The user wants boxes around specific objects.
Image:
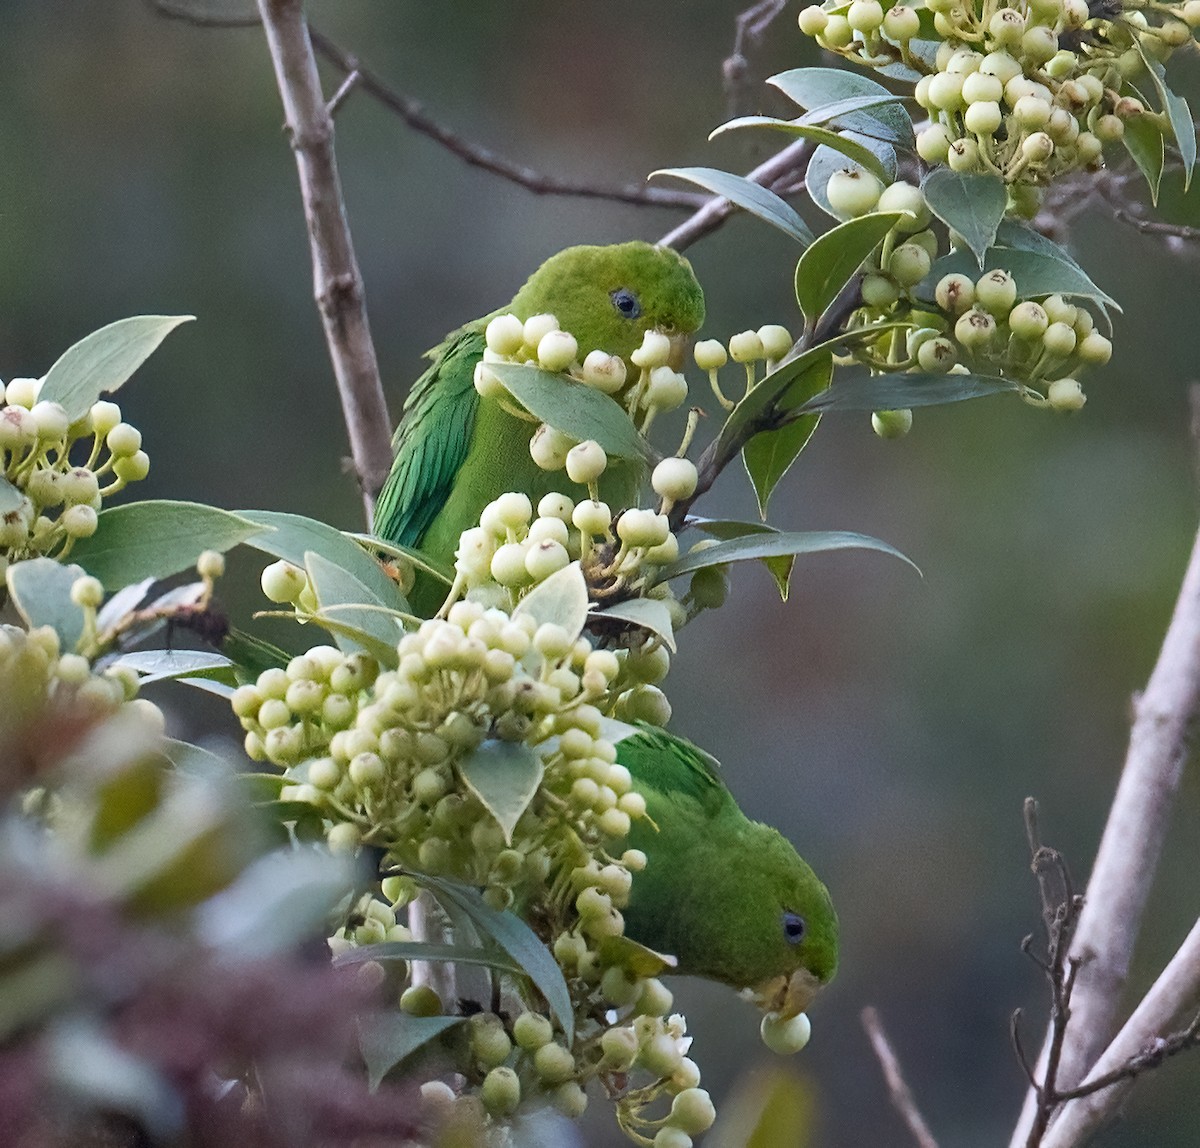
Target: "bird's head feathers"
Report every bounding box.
[510,241,705,364]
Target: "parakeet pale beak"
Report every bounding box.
[747,967,824,1019]
[665,331,690,372]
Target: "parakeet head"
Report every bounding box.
[509,241,705,366]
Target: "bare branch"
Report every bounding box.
[862,1007,941,1148]
[306,30,708,212]
[1011,398,1200,1145]
[655,138,815,252]
[254,0,393,516]
[1041,921,1200,1148]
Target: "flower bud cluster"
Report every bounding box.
[0,380,149,561]
[797,0,1187,200]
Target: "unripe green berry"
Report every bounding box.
[670,1089,717,1136]
[883,4,920,39]
[872,409,913,438]
[632,330,673,370]
[523,313,560,350]
[760,1011,813,1055]
[485,313,525,356]
[581,350,627,393]
[825,168,884,217]
[538,329,579,373]
[1043,321,1077,357]
[1047,377,1086,411]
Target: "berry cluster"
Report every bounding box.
[798,0,1195,208]
[0,380,149,568]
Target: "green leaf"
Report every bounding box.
[806,137,897,218]
[6,558,87,651]
[742,356,832,519]
[358,1012,466,1091]
[335,941,524,976]
[795,212,905,327]
[656,530,920,582]
[487,363,650,459]
[239,510,409,612]
[197,848,356,959]
[419,876,574,1043]
[70,501,265,590]
[1130,40,1195,190]
[590,597,677,652]
[921,169,1007,267]
[650,167,815,246]
[457,740,544,845]
[512,561,589,642]
[923,247,1119,311]
[110,649,235,685]
[1123,113,1166,204]
[304,550,405,662]
[691,519,796,600]
[797,370,1020,412]
[716,327,897,458]
[710,117,892,185]
[39,315,194,422]
[769,67,915,147]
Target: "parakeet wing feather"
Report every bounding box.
[373,328,484,547]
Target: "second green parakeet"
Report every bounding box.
[373,242,705,613]
[614,724,838,1020]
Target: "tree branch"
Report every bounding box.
[655,138,815,252]
[1040,922,1200,1148]
[862,1007,941,1148]
[1010,390,1200,1144]
[255,0,393,515]
[305,29,709,212]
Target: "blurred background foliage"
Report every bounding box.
[2,2,1199,1144]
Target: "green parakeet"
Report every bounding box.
[615,724,838,1018]
[373,242,705,613]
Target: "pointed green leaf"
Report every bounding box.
[591,597,676,652]
[795,212,905,327]
[110,650,235,685]
[39,316,194,421]
[691,519,796,600]
[458,740,544,845]
[650,167,815,245]
[806,137,897,218]
[921,169,1007,267]
[656,530,919,582]
[513,561,589,641]
[6,558,88,651]
[1123,113,1166,204]
[742,356,832,519]
[710,117,892,185]
[419,876,574,1042]
[70,501,265,590]
[798,370,1020,412]
[486,363,649,459]
[239,510,409,612]
[358,1012,466,1091]
[923,248,1119,311]
[769,68,915,147]
[304,549,405,662]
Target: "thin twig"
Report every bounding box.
[1011,389,1200,1145]
[862,1007,941,1148]
[306,29,708,212]
[255,0,393,513]
[1040,921,1200,1148]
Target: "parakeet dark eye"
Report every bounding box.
[782,912,806,945]
[610,287,642,320]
